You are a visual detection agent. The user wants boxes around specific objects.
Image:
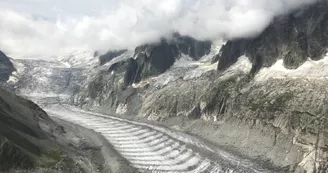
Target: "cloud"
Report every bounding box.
[0,0,319,58]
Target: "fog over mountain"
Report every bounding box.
[0,0,319,58]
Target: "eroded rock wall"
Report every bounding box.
[213,0,328,72]
[0,51,15,83]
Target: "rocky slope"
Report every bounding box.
[67,1,328,172]
[0,87,137,173]
[0,51,135,173]
[0,51,15,83]
[0,86,75,172]
[213,0,328,71]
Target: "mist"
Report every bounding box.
[0,0,319,58]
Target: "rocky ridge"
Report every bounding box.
[213,0,328,72]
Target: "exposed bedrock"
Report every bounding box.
[132,35,211,82]
[130,74,328,172]
[0,51,15,83]
[99,49,128,66]
[95,34,212,87]
[0,86,135,173]
[0,87,63,171]
[213,0,328,72]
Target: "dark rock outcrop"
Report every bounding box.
[132,36,211,82]
[0,51,15,83]
[99,49,127,65]
[124,58,139,86]
[133,40,179,82]
[0,87,61,171]
[73,35,212,113]
[214,0,328,72]
[173,33,212,60]
[99,36,212,87]
[0,86,137,172]
[108,58,139,86]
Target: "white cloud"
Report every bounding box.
[0,0,319,58]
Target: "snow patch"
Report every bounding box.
[57,50,97,68]
[255,53,328,81]
[7,74,19,84]
[116,103,128,115]
[149,41,224,87]
[101,50,134,68]
[7,59,26,84]
[10,59,26,74]
[151,55,216,87]
[211,40,225,56]
[219,56,252,80]
[22,92,71,99]
[132,40,225,88]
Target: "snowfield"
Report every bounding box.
[256,53,328,81]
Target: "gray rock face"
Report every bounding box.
[72,35,213,114]
[132,36,211,82]
[173,33,212,60]
[97,36,212,88]
[0,87,62,171]
[133,40,179,82]
[201,77,328,172]
[214,0,328,71]
[0,51,15,83]
[0,87,136,173]
[99,49,127,65]
[107,58,139,86]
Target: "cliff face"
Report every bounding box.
[99,50,127,65]
[0,51,15,83]
[127,35,212,84]
[213,0,328,72]
[72,35,212,111]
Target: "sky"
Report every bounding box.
[0,0,319,58]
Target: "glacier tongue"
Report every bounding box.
[56,50,97,68]
[7,58,90,105]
